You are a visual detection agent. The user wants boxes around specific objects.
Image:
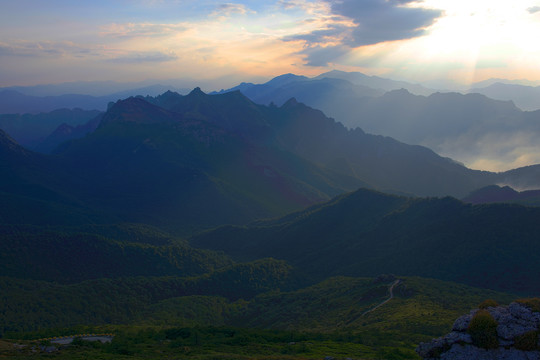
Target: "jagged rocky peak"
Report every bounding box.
[281,97,300,109]
[188,87,206,96]
[100,96,178,126]
[417,299,540,360]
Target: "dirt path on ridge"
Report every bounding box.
[361,279,401,317]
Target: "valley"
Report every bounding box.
[1,72,540,359]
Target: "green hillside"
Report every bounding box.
[0,274,517,360]
[192,188,540,294]
[0,224,233,283]
[49,98,364,235]
[0,258,294,333]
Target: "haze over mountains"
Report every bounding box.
[216,71,540,171]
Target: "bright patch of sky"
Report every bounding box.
[2,0,540,87]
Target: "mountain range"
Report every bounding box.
[469,82,540,111]
[3,82,540,358]
[2,88,539,235]
[0,84,188,114]
[4,71,540,172]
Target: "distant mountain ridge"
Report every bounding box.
[0,85,188,114]
[469,82,540,111]
[463,185,540,206]
[217,72,540,171]
[316,70,435,95]
[0,108,102,150]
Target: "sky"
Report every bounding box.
[2,0,540,88]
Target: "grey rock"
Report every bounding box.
[452,311,476,331]
[498,323,538,341]
[417,338,449,358]
[418,302,540,359]
[445,331,473,344]
[500,339,515,347]
[492,303,539,340]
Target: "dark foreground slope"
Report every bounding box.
[52,95,363,234]
[0,129,111,226]
[192,188,540,294]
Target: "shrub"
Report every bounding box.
[514,331,539,351]
[479,299,499,309]
[467,310,499,349]
[516,298,540,313]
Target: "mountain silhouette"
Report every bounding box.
[50,94,364,234]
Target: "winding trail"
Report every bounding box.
[361,279,401,317]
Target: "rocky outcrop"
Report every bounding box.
[417,301,540,359]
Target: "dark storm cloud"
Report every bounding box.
[290,0,443,66]
[297,44,350,66]
[285,24,351,44]
[332,0,442,47]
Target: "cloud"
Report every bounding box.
[332,0,443,47]
[0,40,178,65]
[100,23,187,38]
[107,51,178,63]
[211,3,253,17]
[278,0,331,14]
[527,6,540,14]
[295,44,350,66]
[0,41,98,58]
[289,0,443,66]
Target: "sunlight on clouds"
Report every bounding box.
[278,0,332,16]
[327,0,540,84]
[399,0,540,83]
[210,3,254,19]
[100,23,187,38]
[90,3,341,79]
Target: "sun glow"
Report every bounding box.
[410,0,540,83]
[341,0,540,84]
